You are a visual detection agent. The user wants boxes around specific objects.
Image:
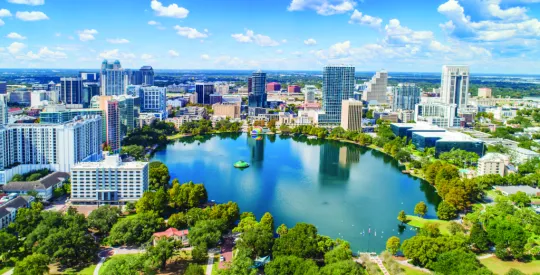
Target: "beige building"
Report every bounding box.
[477,153,510,176]
[340,99,363,131]
[212,103,241,119]
[478,88,492,98]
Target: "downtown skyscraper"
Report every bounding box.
[440,65,470,114]
[318,65,355,127]
[248,71,267,108]
[100,60,125,96]
[392,83,421,111]
[60,77,83,105]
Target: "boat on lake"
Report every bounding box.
[234,160,250,168]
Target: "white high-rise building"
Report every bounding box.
[440,65,469,111]
[140,86,168,119]
[340,99,363,131]
[362,70,388,104]
[70,154,149,205]
[0,95,7,126]
[0,116,103,184]
[318,65,355,127]
[101,60,126,96]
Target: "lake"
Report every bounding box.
[152,133,442,252]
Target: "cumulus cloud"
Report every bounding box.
[0,9,12,17]
[201,54,210,60]
[99,49,136,60]
[231,30,280,47]
[174,26,208,39]
[168,50,179,57]
[151,0,189,18]
[304,38,317,45]
[288,0,356,16]
[107,38,130,44]
[6,32,26,40]
[148,20,160,25]
[141,54,153,60]
[8,0,44,5]
[19,47,67,60]
[77,29,98,42]
[349,10,382,28]
[384,19,434,45]
[15,11,48,21]
[7,42,26,54]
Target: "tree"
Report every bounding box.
[386,236,400,255]
[437,200,458,220]
[432,249,491,275]
[506,269,526,275]
[414,201,428,217]
[509,191,531,208]
[100,254,143,275]
[419,222,441,238]
[402,235,466,269]
[149,161,171,190]
[121,145,146,160]
[191,244,208,263]
[260,212,275,233]
[108,212,165,246]
[136,188,168,215]
[189,219,226,248]
[273,223,321,259]
[237,225,274,258]
[88,205,121,233]
[487,218,528,259]
[13,254,49,275]
[12,202,43,237]
[168,181,208,210]
[125,202,136,213]
[146,238,175,270]
[35,228,99,267]
[324,245,352,264]
[0,231,18,264]
[205,201,240,229]
[276,224,288,236]
[168,212,188,229]
[265,256,319,275]
[469,223,490,252]
[397,210,408,224]
[185,264,205,275]
[319,260,364,275]
[448,221,464,235]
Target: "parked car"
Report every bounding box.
[220,255,225,262]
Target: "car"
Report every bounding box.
[220,256,225,262]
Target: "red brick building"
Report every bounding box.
[266,82,281,92]
[288,85,301,93]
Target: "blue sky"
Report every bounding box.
[1,0,540,73]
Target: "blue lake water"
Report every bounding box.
[153,134,442,252]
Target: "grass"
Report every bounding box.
[48,263,97,275]
[404,215,452,235]
[401,265,428,275]
[480,256,540,275]
[0,265,13,274]
[167,133,189,140]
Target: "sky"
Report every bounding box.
[1,0,540,73]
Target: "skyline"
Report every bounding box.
[0,0,540,73]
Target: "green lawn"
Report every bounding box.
[401,265,428,275]
[0,266,13,274]
[480,256,540,275]
[404,215,451,235]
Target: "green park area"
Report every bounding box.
[479,256,540,275]
[404,215,451,235]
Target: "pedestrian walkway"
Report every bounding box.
[2,269,13,275]
[370,255,390,275]
[205,253,214,275]
[94,257,106,275]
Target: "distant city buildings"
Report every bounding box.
[139,86,167,119]
[266,82,281,92]
[0,81,6,94]
[60,77,83,105]
[392,83,420,111]
[340,99,362,131]
[100,60,125,96]
[478,87,492,98]
[288,85,301,94]
[318,65,355,127]
[195,83,215,105]
[362,71,388,104]
[70,154,149,205]
[248,71,267,108]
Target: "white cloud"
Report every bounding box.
[168,50,179,57]
[288,0,356,16]
[7,42,26,54]
[349,9,382,28]
[151,0,189,18]
[19,47,67,60]
[8,0,44,5]
[429,41,452,52]
[141,54,153,60]
[99,49,136,60]
[174,25,208,39]
[275,49,284,54]
[0,9,12,17]
[107,38,130,44]
[148,20,160,25]
[0,19,4,26]
[292,51,303,56]
[201,54,210,60]
[384,19,434,45]
[282,39,288,43]
[77,29,98,42]
[6,32,26,40]
[304,38,317,45]
[231,29,280,47]
[15,11,48,21]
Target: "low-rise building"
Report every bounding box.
[153,228,189,246]
[0,195,34,230]
[509,147,540,164]
[70,154,149,205]
[2,172,69,201]
[494,185,540,197]
[412,131,485,157]
[212,103,241,119]
[477,153,510,177]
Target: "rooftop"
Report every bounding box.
[509,147,540,155]
[494,185,539,196]
[414,131,481,142]
[0,196,33,219]
[3,172,69,192]
[153,228,189,238]
[479,153,510,162]
[72,155,148,169]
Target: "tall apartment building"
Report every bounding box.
[318,65,355,127]
[393,83,420,111]
[100,60,125,96]
[248,71,267,108]
[0,117,103,184]
[127,66,155,86]
[117,95,136,136]
[477,153,509,177]
[0,81,6,94]
[340,99,363,131]
[362,70,388,104]
[247,77,253,94]
[305,88,315,104]
[139,86,167,119]
[82,83,100,108]
[0,95,7,126]
[97,97,121,153]
[195,83,214,105]
[60,77,83,105]
[440,65,469,113]
[70,154,149,205]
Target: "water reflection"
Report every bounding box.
[247,135,265,163]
